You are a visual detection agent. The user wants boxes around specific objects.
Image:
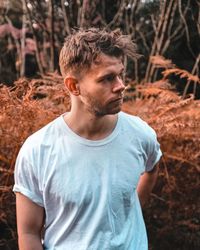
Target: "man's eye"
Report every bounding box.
[99,72,124,83]
[105,75,115,82]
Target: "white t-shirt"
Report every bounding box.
[13,111,162,250]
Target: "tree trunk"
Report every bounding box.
[22,0,44,75]
[20,0,26,77]
[49,0,55,72]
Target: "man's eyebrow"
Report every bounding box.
[97,72,114,80]
[96,68,125,80]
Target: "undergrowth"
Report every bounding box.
[0,69,200,249]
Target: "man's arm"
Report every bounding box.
[137,164,159,208]
[16,192,45,250]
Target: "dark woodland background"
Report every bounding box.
[0,0,200,249]
[0,0,199,90]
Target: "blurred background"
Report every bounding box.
[0,0,200,249]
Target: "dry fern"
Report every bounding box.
[162,68,200,84]
[123,82,200,170]
[150,55,175,69]
[1,73,200,249]
[150,55,200,99]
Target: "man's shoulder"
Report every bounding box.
[120,111,149,128]
[119,111,156,138]
[24,115,62,149]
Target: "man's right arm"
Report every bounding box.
[16,192,45,250]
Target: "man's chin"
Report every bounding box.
[94,108,120,117]
[107,106,122,115]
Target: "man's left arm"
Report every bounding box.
[137,163,159,208]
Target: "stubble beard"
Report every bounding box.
[83,94,122,117]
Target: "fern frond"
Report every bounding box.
[162,68,200,83]
[150,55,175,68]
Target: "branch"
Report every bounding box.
[61,0,71,35]
[5,16,21,77]
[178,0,196,59]
[49,0,55,71]
[106,0,127,28]
[22,0,44,75]
[145,0,177,82]
[80,0,89,27]
[164,153,200,173]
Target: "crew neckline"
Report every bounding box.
[59,112,122,146]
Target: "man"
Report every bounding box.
[14,28,162,250]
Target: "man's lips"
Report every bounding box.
[109,97,123,103]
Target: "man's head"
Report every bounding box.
[59,27,138,78]
[59,28,139,116]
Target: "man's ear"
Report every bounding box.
[64,77,80,96]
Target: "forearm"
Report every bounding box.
[18,233,43,250]
[137,166,159,208]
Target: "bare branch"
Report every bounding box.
[20,0,26,77]
[5,16,21,77]
[61,0,71,35]
[80,0,89,27]
[49,0,55,71]
[178,0,196,59]
[22,0,44,75]
[106,0,127,28]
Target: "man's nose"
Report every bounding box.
[112,76,125,92]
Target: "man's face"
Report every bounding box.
[78,54,125,117]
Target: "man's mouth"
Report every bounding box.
[110,97,123,103]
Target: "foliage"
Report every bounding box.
[149,55,200,99]
[0,1,199,249]
[0,73,70,248]
[0,71,200,249]
[0,0,199,94]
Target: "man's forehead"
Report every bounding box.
[90,54,124,73]
[94,53,123,65]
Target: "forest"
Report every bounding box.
[0,0,200,249]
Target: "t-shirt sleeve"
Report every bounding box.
[145,125,162,172]
[13,139,44,207]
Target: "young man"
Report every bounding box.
[14,28,162,250]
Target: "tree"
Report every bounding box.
[0,0,199,94]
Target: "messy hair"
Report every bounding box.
[59,27,139,77]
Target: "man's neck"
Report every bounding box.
[63,109,118,140]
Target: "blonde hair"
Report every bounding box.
[59,28,139,77]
